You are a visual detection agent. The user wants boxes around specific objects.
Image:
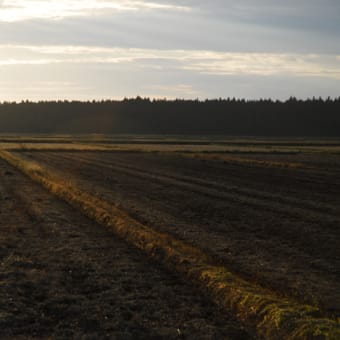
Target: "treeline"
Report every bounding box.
[0,97,339,136]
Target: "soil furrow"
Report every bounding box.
[54,152,340,219]
[16,151,340,316]
[29,152,339,261]
[0,158,251,339]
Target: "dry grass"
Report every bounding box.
[0,143,112,152]
[1,135,340,154]
[182,153,308,169]
[0,149,339,339]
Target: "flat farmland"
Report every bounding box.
[1,137,339,338]
[0,156,250,339]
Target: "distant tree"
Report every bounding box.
[0,97,339,136]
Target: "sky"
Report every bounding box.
[0,0,339,101]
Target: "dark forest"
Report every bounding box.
[0,97,339,136]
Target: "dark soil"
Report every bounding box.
[0,158,251,339]
[23,151,340,318]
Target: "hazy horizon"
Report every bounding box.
[1,1,339,101]
[1,95,340,105]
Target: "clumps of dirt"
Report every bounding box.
[2,151,339,339]
[4,170,13,176]
[0,158,252,339]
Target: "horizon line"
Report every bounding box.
[1,95,340,104]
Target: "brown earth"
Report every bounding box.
[0,158,252,339]
[19,150,340,319]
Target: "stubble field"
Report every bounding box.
[0,136,339,339]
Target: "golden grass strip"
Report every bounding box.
[1,150,339,339]
[182,153,307,169]
[0,142,112,151]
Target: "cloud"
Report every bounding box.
[182,53,340,79]
[0,80,93,101]
[0,1,339,55]
[1,44,339,79]
[0,0,190,22]
[1,1,339,101]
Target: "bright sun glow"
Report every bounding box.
[0,0,190,22]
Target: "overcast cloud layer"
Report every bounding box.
[0,0,339,100]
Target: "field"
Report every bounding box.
[0,136,339,339]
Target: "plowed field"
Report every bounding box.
[0,158,250,339]
[18,150,339,316]
[1,138,339,338]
